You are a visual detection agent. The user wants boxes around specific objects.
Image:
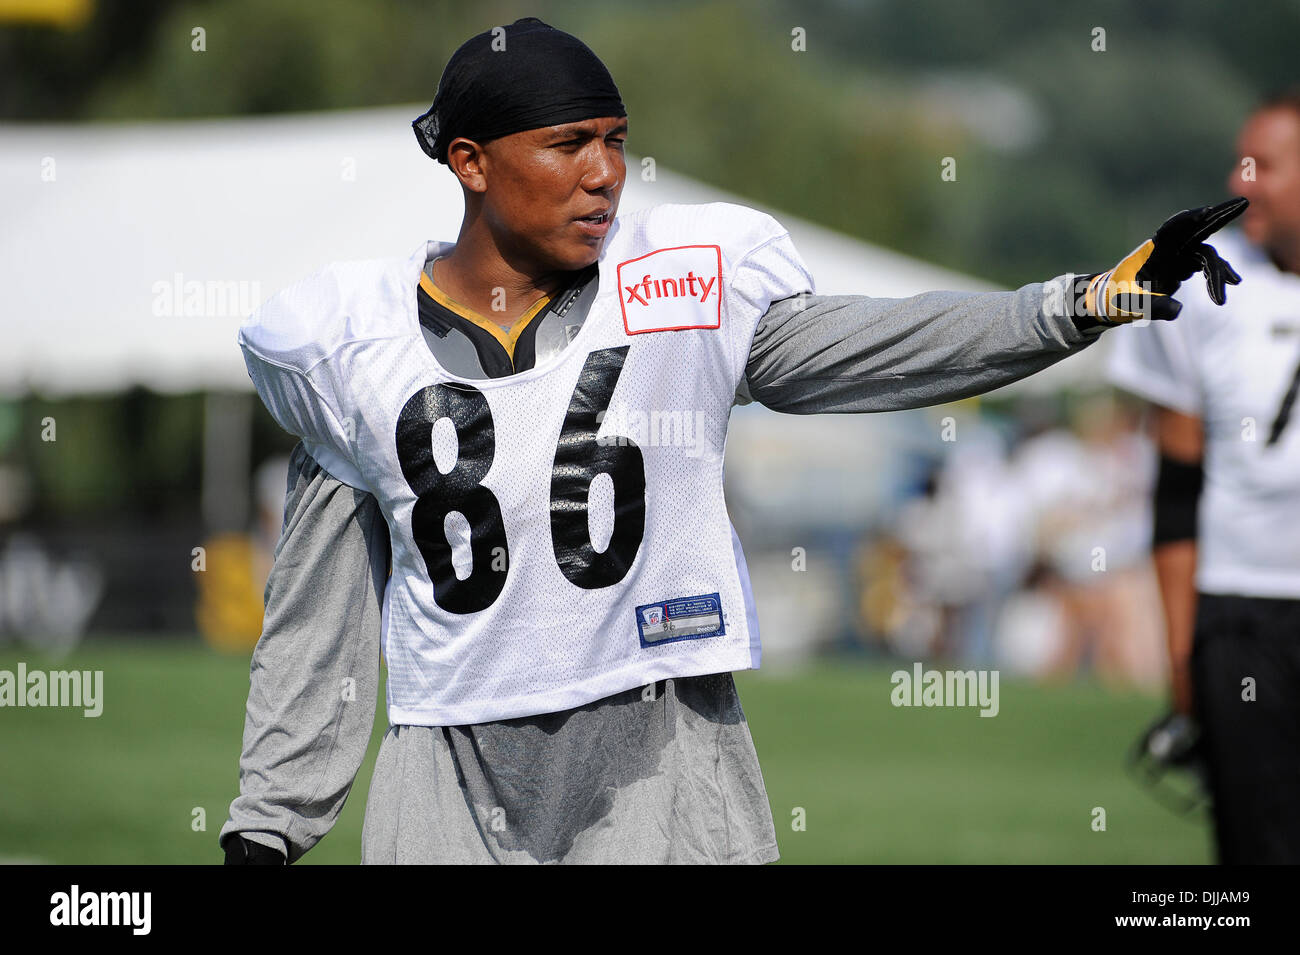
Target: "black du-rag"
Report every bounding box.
[412,17,626,164]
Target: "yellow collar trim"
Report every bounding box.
[418,271,554,361]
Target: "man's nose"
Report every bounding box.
[583,147,621,192]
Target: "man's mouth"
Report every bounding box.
[577,211,611,224]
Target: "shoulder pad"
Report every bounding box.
[618,202,790,264]
[238,252,419,372]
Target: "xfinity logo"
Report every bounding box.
[622,270,717,306]
[617,244,723,334]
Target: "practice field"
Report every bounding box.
[0,640,1211,864]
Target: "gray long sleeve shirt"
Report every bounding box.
[220,271,1107,863]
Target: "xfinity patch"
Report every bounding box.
[617,244,723,335]
[636,592,725,647]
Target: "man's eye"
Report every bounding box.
[609,138,626,148]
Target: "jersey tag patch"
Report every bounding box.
[635,592,725,647]
[617,244,723,335]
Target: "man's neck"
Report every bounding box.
[1264,234,1300,277]
[435,233,570,326]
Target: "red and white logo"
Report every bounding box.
[617,244,723,335]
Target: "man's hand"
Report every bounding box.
[1085,197,1248,323]
[1128,710,1211,814]
[223,834,287,865]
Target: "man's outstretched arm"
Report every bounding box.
[220,441,389,864]
[739,274,1105,414]
[736,198,1246,414]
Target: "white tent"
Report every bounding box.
[0,105,1103,397]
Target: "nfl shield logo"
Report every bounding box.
[641,606,663,626]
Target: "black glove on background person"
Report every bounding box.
[1127,710,1210,815]
[1084,197,1248,323]
[223,834,287,865]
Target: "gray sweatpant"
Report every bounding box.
[361,673,777,864]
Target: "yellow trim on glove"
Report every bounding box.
[1085,238,1171,322]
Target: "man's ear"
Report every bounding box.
[446,138,489,194]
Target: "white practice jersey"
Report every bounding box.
[239,202,814,725]
[1107,229,1300,598]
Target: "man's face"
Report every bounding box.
[1228,107,1300,253]
[476,116,627,272]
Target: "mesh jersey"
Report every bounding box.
[239,202,815,724]
[1107,229,1300,598]
[415,258,600,378]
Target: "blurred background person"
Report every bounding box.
[1107,89,1300,864]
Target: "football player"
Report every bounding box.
[221,17,1245,864]
[1109,90,1300,864]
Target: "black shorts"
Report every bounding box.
[1191,591,1300,864]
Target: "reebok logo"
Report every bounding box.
[617,244,722,335]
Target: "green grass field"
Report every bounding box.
[0,639,1212,864]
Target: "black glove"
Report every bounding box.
[1085,197,1248,323]
[223,834,287,865]
[1127,711,1211,815]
